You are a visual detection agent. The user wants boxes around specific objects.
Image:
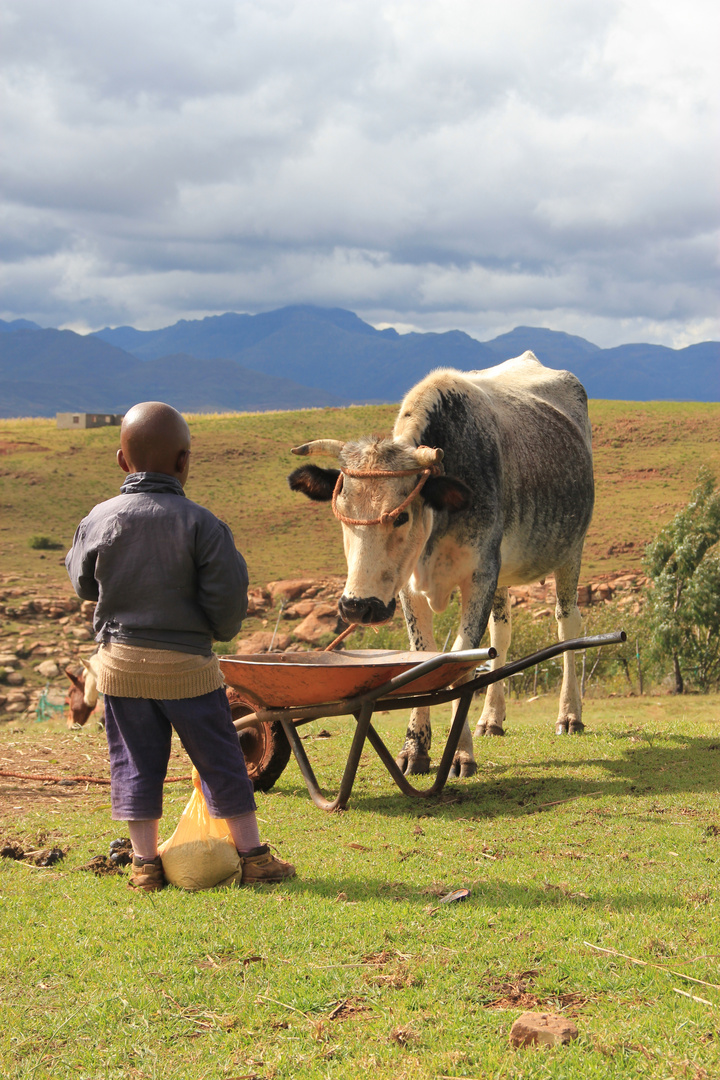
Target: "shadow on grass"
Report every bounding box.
[283,873,692,912]
[275,732,720,820]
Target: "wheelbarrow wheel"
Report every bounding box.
[228,696,292,793]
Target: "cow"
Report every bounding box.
[64,655,102,728]
[288,351,594,778]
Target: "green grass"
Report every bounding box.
[2,695,720,1078]
[2,401,720,592]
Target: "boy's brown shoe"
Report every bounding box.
[128,855,166,892]
[240,844,296,884]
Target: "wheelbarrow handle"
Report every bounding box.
[476,630,627,689]
[366,646,497,701]
[376,630,627,710]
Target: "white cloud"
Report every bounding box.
[0,0,718,345]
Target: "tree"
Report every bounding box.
[644,467,720,693]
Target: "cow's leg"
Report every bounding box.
[474,588,511,737]
[396,586,435,775]
[448,569,499,775]
[554,557,584,735]
[448,673,479,776]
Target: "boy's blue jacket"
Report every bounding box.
[65,472,248,655]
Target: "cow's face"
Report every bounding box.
[289,437,471,625]
[64,666,98,728]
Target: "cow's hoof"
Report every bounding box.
[555,720,569,735]
[475,721,505,736]
[450,756,477,778]
[395,751,431,776]
[568,719,585,735]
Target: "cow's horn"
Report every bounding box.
[414,445,444,466]
[291,440,345,458]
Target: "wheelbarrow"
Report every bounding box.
[219,631,625,811]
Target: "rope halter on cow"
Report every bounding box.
[331,464,442,526]
[291,440,444,527]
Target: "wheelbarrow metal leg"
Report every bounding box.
[427,688,474,793]
[364,689,474,798]
[279,701,374,811]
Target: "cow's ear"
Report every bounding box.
[288,464,340,502]
[422,475,472,512]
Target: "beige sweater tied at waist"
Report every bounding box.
[94,642,225,700]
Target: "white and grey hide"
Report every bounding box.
[288,352,594,777]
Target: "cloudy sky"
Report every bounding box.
[1,0,718,346]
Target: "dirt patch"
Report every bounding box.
[79,855,125,876]
[0,837,67,865]
[0,728,192,820]
[480,969,590,1014]
[0,441,44,455]
[482,969,541,1010]
[78,837,133,875]
[327,998,371,1021]
[361,948,416,989]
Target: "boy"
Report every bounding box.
[66,401,295,892]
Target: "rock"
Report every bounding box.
[611,575,638,591]
[292,604,346,644]
[267,579,316,604]
[4,701,27,714]
[234,631,294,654]
[36,660,60,679]
[5,672,25,686]
[531,607,553,620]
[593,582,613,600]
[283,600,317,619]
[0,654,18,667]
[246,587,271,616]
[71,627,93,641]
[81,600,96,621]
[576,584,592,605]
[5,690,28,704]
[509,1012,579,1048]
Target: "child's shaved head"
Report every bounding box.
[118,402,191,481]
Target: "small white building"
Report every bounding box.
[56,412,124,429]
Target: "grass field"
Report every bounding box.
[2,695,720,1079]
[2,400,720,1078]
[2,400,720,590]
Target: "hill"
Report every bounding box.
[1,306,718,415]
[0,329,347,418]
[93,306,719,402]
[92,306,497,403]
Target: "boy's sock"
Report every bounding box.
[225,811,262,854]
[128,819,160,860]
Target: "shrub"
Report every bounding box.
[644,467,720,693]
[29,535,63,550]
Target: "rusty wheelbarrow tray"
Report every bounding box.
[219,631,625,812]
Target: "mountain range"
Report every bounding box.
[0,305,717,418]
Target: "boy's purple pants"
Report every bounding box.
[103,688,256,821]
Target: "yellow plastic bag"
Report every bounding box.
[158,768,242,890]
